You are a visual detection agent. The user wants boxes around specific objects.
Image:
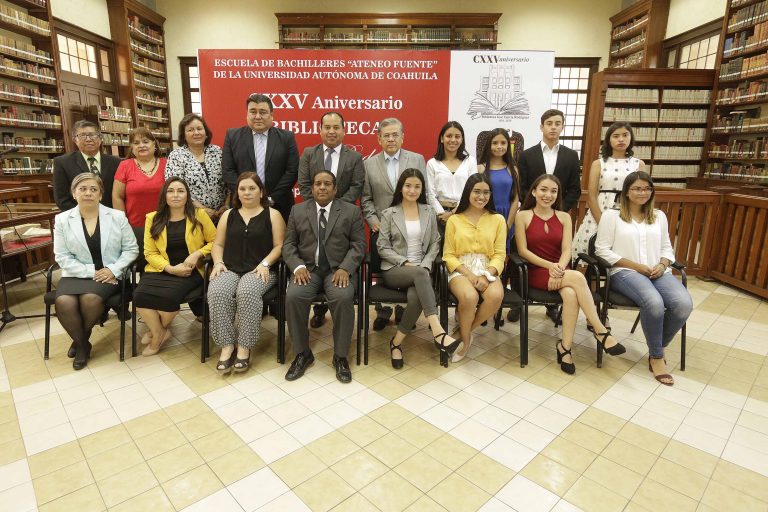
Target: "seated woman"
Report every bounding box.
[208,172,286,374]
[134,176,216,356]
[443,173,505,362]
[53,173,138,370]
[595,172,692,386]
[378,168,459,368]
[515,174,626,375]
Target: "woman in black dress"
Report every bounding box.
[208,172,286,374]
[53,173,138,370]
[134,176,217,356]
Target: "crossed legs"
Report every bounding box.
[449,276,504,358]
[55,293,105,367]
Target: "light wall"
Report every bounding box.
[51,0,111,39]
[666,0,726,38]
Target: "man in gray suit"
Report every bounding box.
[298,111,365,328]
[361,118,429,330]
[283,170,366,383]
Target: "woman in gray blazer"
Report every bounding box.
[377,169,460,368]
[53,173,138,370]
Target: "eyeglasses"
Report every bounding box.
[75,133,100,140]
[471,190,492,197]
[381,133,402,140]
[629,187,653,193]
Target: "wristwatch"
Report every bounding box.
[261,260,270,268]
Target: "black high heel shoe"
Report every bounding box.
[433,332,461,368]
[593,329,626,356]
[390,337,403,369]
[556,341,576,375]
[72,340,91,371]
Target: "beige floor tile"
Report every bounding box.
[295,468,356,512]
[134,425,188,459]
[583,457,643,500]
[370,378,413,400]
[108,486,174,512]
[0,420,21,444]
[33,460,95,505]
[123,410,174,439]
[456,453,515,495]
[163,397,210,423]
[0,437,27,466]
[0,404,17,425]
[331,493,380,512]
[704,474,768,511]
[711,460,768,503]
[87,441,144,481]
[564,476,628,512]
[147,444,204,483]
[38,483,105,512]
[423,435,478,471]
[28,441,85,479]
[660,440,719,478]
[541,437,597,474]
[394,418,447,449]
[646,458,709,501]
[191,427,245,462]
[527,368,571,392]
[576,407,626,436]
[97,462,158,508]
[520,454,580,497]
[332,449,389,490]
[271,447,327,488]
[79,425,132,459]
[601,439,658,476]
[427,473,490,512]
[631,479,698,512]
[176,410,227,441]
[394,369,436,389]
[306,431,360,466]
[560,421,613,453]
[394,451,452,492]
[207,445,265,485]
[366,432,419,468]
[158,463,220,509]
[353,366,391,387]
[404,495,448,511]
[368,403,416,431]
[616,422,670,456]
[339,416,390,447]
[361,470,423,512]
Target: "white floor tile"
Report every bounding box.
[17,406,69,436]
[551,499,584,512]
[215,398,261,426]
[496,475,560,511]
[248,430,302,464]
[276,375,321,398]
[509,381,555,404]
[420,403,467,432]
[315,400,364,429]
[52,370,96,392]
[673,423,727,457]
[181,488,245,512]
[256,490,311,511]
[15,392,62,419]
[324,379,367,400]
[230,413,281,443]
[463,379,507,403]
[737,410,768,435]
[416,379,460,401]
[651,385,699,408]
[113,396,160,422]
[744,397,768,419]
[232,374,273,396]
[692,396,741,423]
[247,386,293,411]
[154,384,197,408]
[395,390,439,416]
[23,422,76,456]
[541,394,588,420]
[444,391,491,416]
[683,410,735,439]
[505,419,557,452]
[71,408,121,438]
[481,370,525,391]
[283,414,334,444]
[265,400,313,427]
[730,425,768,456]
[64,394,112,422]
[449,418,501,450]
[592,395,639,421]
[478,497,515,511]
[493,392,539,418]
[201,386,245,410]
[229,467,290,511]
[631,407,681,438]
[472,405,521,434]
[700,385,748,409]
[0,482,36,512]
[0,459,31,493]
[439,368,480,389]
[295,387,341,413]
[721,441,768,478]
[97,371,140,393]
[482,436,537,471]
[344,389,389,414]
[455,360,496,379]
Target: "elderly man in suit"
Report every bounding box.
[298,111,365,328]
[53,120,122,211]
[361,117,430,330]
[283,170,366,383]
[222,93,299,222]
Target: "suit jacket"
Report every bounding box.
[221,125,299,221]
[143,209,217,276]
[518,143,581,212]
[377,203,440,271]
[297,143,365,204]
[52,151,122,210]
[53,204,138,279]
[282,199,366,275]
[361,148,431,227]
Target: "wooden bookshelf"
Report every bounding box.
[276,13,500,49]
[84,105,131,157]
[106,0,171,152]
[583,68,715,187]
[0,0,64,177]
[608,0,670,69]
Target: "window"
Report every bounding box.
[663,19,722,69]
[180,57,201,115]
[58,34,99,78]
[551,58,599,162]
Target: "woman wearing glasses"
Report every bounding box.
[595,172,692,386]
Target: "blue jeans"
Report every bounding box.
[609,271,692,359]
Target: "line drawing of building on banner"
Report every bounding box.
[467,63,530,119]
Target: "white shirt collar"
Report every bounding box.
[316,200,333,214]
[385,150,401,161]
[540,140,559,153]
[81,152,101,165]
[323,144,340,155]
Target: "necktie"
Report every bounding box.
[387,156,397,188]
[87,157,99,175]
[317,208,330,275]
[255,133,266,185]
[324,147,333,172]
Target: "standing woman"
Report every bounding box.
[134,177,216,356]
[595,172,692,386]
[378,169,459,368]
[516,174,625,375]
[53,173,138,370]
[208,172,286,374]
[443,173,505,362]
[165,114,226,222]
[477,127,520,251]
[426,121,478,227]
[572,122,645,260]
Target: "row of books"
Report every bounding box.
[412,28,451,42]
[662,89,712,104]
[132,56,164,76]
[0,5,50,36]
[130,41,164,61]
[0,56,56,84]
[0,107,61,129]
[712,112,768,133]
[0,83,58,107]
[654,146,703,160]
[606,88,658,104]
[610,51,644,69]
[603,107,659,123]
[282,31,321,42]
[87,105,131,122]
[601,126,655,140]
[136,92,168,108]
[128,16,163,44]
[705,162,768,179]
[658,109,708,123]
[708,138,768,159]
[137,108,168,123]
[727,0,768,32]
[1,157,53,174]
[133,72,166,91]
[146,127,170,138]
[324,33,364,43]
[98,120,130,134]
[723,20,768,57]
[610,33,644,56]
[650,165,699,178]
[719,53,768,81]
[1,136,63,152]
[102,134,130,146]
[0,36,52,66]
[657,127,706,141]
[368,31,408,42]
[716,79,768,104]
[633,146,652,159]
[611,14,648,40]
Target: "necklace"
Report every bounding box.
[135,158,158,176]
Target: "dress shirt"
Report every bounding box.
[81,152,101,173]
[252,130,268,182]
[443,211,506,276]
[323,145,341,175]
[540,141,560,175]
[426,155,478,214]
[294,200,334,273]
[385,150,400,188]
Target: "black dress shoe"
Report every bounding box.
[114,306,131,321]
[333,355,352,383]
[99,308,109,326]
[72,341,92,371]
[507,307,520,322]
[285,351,315,381]
[372,317,389,331]
[67,342,76,358]
[545,305,560,324]
[394,305,405,324]
[310,313,326,328]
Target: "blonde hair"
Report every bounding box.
[70,172,104,194]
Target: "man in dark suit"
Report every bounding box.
[222,93,299,222]
[518,108,582,323]
[53,120,122,211]
[283,170,366,383]
[298,111,365,327]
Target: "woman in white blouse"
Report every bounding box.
[426,121,478,226]
[595,171,692,386]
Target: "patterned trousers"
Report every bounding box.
[207,270,276,348]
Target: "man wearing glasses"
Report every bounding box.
[222,93,299,222]
[53,120,122,211]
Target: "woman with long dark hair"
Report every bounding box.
[426,121,478,225]
[133,176,216,356]
[477,127,520,251]
[378,168,459,368]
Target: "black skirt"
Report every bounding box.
[56,277,122,300]
[133,271,203,312]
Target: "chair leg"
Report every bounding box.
[630,312,640,333]
[131,300,137,358]
[44,303,51,360]
[119,300,126,362]
[680,323,686,371]
[520,302,528,367]
[200,304,207,363]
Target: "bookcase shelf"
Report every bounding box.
[607,0,670,70]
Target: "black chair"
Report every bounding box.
[579,235,688,370]
[44,263,132,361]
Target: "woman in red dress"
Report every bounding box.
[515,175,625,374]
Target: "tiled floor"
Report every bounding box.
[1,270,767,511]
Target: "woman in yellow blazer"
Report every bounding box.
[134,176,216,355]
